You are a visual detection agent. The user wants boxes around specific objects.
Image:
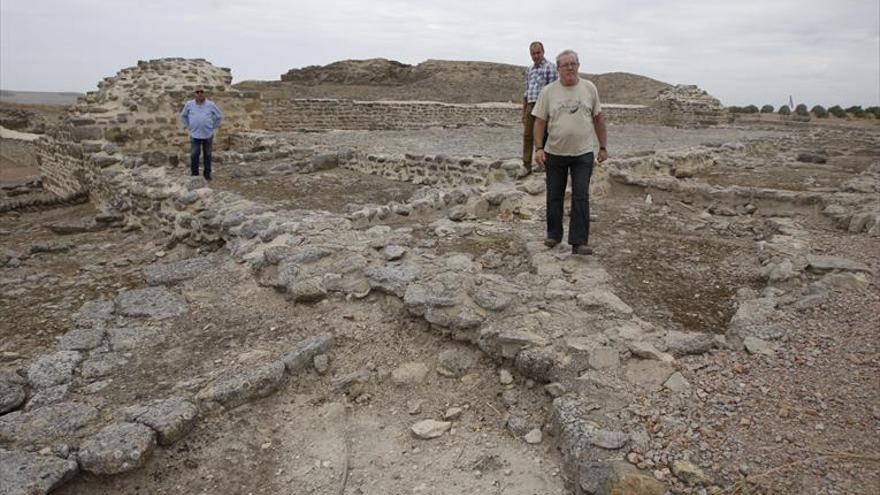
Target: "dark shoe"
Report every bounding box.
[544,238,560,248]
[572,244,593,255]
[204,175,212,181]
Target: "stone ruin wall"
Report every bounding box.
[655,84,729,127]
[58,58,262,154]
[259,98,666,131]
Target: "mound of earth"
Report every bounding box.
[236,58,672,104]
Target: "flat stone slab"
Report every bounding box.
[124,396,198,445]
[478,327,548,359]
[625,360,675,392]
[59,327,106,351]
[107,326,160,351]
[806,255,872,274]
[78,422,156,475]
[0,402,99,446]
[73,299,115,328]
[143,255,216,285]
[27,351,83,389]
[365,263,422,297]
[196,361,286,411]
[664,331,716,356]
[0,449,79,495]
[80,352,129,380]
[115,287,188,319]
[280,334,334,374]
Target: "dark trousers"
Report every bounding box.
[545,152,594,246]
[190,137,213,179]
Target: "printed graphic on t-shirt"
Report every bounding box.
[552,99,592,118]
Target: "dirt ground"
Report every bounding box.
[2,119,879,494]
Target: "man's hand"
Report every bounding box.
[597,148,608,163]
[535,149,546,167]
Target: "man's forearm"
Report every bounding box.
[533,118,546,147]
[593,114,607,148]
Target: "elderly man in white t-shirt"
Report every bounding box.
[532,49,608,255]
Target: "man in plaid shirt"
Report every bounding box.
[523,41,558,174]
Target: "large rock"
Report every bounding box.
[78,422,156,475]
[73,299,115,328]
[27,351,83,389]
[436,348,478,378]
[391,362,429,385]
[577,460,665,495]
[0,379,26,414]
[0,402,99,445]
[664,331,716,356]
[143,256,216,285]
[478,326,549,359]
[554,397,630,461]
[671,459,713,486]
[576,290,633,315]
[280,334,334,374]
[59,327,106,351]
[0,449,79,495]
[124,396,198,445]
[115,287,188,319]
[411,420,451,439]
[196,361,286,411]
[25,384,70,411]
[365,263,422,297]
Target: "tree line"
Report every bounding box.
[727,104,880,119]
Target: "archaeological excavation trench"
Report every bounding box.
[2,58,878,495]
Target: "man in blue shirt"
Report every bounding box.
[180,86,223,180]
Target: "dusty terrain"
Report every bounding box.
[2,112,878,495]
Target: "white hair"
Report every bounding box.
[556,49,579,65]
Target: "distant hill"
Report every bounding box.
[0,90,83,106]
[236,58,672,105]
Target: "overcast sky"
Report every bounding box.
[2,0,878,107]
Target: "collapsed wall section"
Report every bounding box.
[60,58,262,154]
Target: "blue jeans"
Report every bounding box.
[190,137,213,179]
[545,152,594,246]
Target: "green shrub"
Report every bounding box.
[760,104,774,113]
[867,106,880,118]
[811,105,828,118]
[828,105,846,118]
[846,106,867,118]
[795,104,809,116]
[778,105,791,115]
[742,105,759,114]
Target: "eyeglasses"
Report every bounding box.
[558,63,579,70]
[194,90,204,94]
